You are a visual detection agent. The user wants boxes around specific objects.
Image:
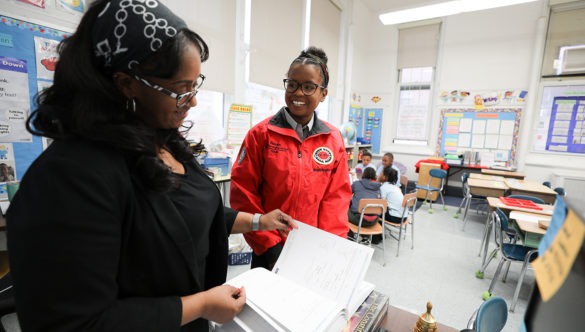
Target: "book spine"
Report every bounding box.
[351,295,389,332]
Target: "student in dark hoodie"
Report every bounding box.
[348,167,381,227]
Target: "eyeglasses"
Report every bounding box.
[134,74,206,108]
[283,79,325,96]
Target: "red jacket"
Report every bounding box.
[230,107,352,255]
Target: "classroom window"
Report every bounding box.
[394,67,434,144]
[393,22,440,145]
[541,5,585,77]
[246,0,335,123]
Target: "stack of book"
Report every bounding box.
[348,290,390,332]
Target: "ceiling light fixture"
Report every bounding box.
[379,0,538,25]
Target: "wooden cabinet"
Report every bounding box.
[345,144,372,169]
[416,162,442,201]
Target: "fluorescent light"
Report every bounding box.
[379,0,538,25]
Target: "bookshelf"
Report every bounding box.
[346,144,372,169]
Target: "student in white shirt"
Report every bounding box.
[379,166,406,224]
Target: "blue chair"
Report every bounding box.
[553,187,566,197]
[415,168,447,214]
[506,194,545,204]
[467,297,508,332]
[542,181,551,188]
[480,208,539,312]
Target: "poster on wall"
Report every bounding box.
[34,36,59,80]
[57,0,86,14]
[545,96,585,153]
[0,56,33,142]
[226,104,252,152]
[348,105,383,154]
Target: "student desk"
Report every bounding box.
[479,198,552,266]
[381,304,459,332]
[467,178,508,198]
[509,211,550,249]
[468,173,505,181]
[481,169,526,179]
[504,179,558,204]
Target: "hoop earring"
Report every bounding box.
[126,98,136,112]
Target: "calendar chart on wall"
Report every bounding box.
[437,108,522,165]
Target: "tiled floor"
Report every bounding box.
[228,198,534,331]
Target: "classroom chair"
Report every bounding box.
[553,187,566,197]
[457,172,488,230]
[383,192,417,257]
[480,209,539,312]
[415,168,447,214]
[348,198,387,266]
[542,181,551,188]
[466,296,508,332]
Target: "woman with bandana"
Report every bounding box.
[230,47,352,270]
[6,1,295,331]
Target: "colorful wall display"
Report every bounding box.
[437,108,522,165]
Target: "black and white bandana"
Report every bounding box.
[92,0,188,71]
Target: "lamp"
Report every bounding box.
[379,0,538,25]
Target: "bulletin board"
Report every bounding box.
[348,106,383,154]
[437,108,522,164]
[532,83,585,154]
[0,16,70,186]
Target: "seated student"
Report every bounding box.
[376,152,401,188]
[348,167,381,227]
[379,166,406,224]
[354,150,376,176]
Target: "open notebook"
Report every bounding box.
[216,222,375,332]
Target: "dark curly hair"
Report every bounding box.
[26,0,209,192]
[289,46,329,88]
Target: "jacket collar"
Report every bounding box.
[269,106,331,136]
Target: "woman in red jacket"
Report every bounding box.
[230,46,352,270]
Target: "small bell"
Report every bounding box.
[413,301,438,332]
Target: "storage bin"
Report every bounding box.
[203,157,230,176]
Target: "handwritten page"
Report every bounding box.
[272,222,374,312]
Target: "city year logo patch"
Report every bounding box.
[313,147,334,165]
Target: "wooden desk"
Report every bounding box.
[381,305,459,332]
[504,179,558,204]
[486,197,554,216]
[509,211,550,249]
[469,173,505,181]
[481,169,526,179]
[445,164,487,196]
[467,178,508,198]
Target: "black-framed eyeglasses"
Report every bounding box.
[283,79,325,96]
[134,74,205,108]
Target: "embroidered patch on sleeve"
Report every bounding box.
[238,147,246,164]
